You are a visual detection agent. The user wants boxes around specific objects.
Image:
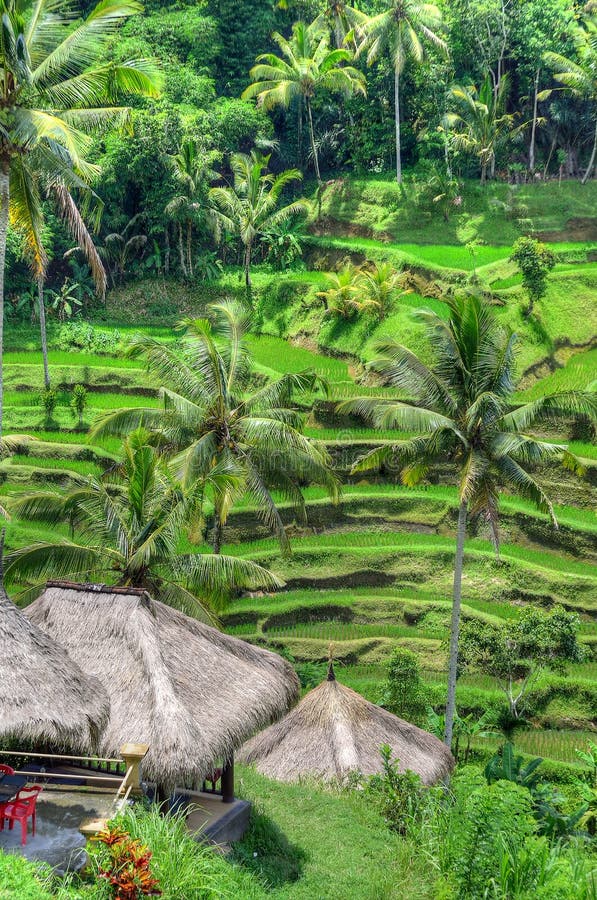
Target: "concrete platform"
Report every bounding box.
[0,789,115,875]
[183,791,251,845]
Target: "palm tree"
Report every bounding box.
[340,295,596,747]
[242,22,366,183]
[91,302,340,554]
[165,140,220,278]
[312,0,368,49]
[357,261,403,319]
[6,428,281,621]
[209,152,308,293]
[361,0,446,183]
[543,18,597,183]
[0,0,160,437]
[444,75,525,184]
[36,180,107,389]
[100,214,148,287]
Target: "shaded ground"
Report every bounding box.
[0,790,113,874]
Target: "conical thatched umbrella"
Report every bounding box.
[0,556,109,753]
[240,663,454,785]
[26,582,299,788]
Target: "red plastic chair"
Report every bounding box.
[0,785,43,846]
[0,765,14,775]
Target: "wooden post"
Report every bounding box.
[120,743,149,797]
[221,754,234,804]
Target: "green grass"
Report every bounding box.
[316,176,597,246]
[517,349,597,400]
[4,350,143,368]
[4,455,102,476]
[233,765,436,899]
[215,529,597,578]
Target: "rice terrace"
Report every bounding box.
[0,0,596,897]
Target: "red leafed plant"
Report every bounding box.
[92,824,161,899]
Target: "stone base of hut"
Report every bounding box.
[180,790,251,845]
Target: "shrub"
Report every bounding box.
[359,744,426,835]
[92,822,161,898]
[40,388,59,422]
[57,322,122,354]
[445,780,536,898]
[70,384,89,429]
[379,647,429,726]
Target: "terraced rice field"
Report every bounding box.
[3,235,595,771]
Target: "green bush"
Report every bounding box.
[379,647,430,726]
[444,779,536,898]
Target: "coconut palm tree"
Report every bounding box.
[312,0,368,49]
[242,22,366,183]
[542,18,597,183]
[444,74,524,183]
[357,261,404,319]
[100,214,149,287]
[361,0,446,183]
[7,428,281,621]
[165,140,220,278]
[91,302,340,554]
[0,0,161,437]
[35,180,107,389]
[209,152,308,293]
[339,295,596,747]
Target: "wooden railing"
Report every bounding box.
[0,744,148,827]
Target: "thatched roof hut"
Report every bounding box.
[240,665,454,785]
[26,582,299,787]
[0,574,109,753]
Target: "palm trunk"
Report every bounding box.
[306,97,322,184]
[444,500,467,749]
[581,117,597,185]
[244,242,252,290]
[297,96,303,168]
[0,167,9,440]
[187,221,193,277]
[394,69,402,184]
[38,276,50,390]
[529,68,540,173]
[213,497,223,554]
[481,161,487,185]
[178,224,187,278]
[334,19,343,49]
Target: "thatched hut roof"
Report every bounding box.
[0,573,109,753]
[26,582,299,786]
[240,665,454,785]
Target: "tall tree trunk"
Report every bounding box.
[297,96,303,168]
[38,276,50,390]
[444,500,468,749]
[164,225,170,275]
[481,161,487,185]
[543,136,556,179]
[581,118,597,185]
[334,18,343,49]
[306,97,322,184]
[394,69,402,184]
[529,68,540,173]
[0,167,9,440]
[187,221,193,277]
[178,224,187,278]
[244,242,252,289]
[213,497,223,554]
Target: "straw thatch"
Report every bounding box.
[0,571,109,753]
[26,582,299,786]
[240,665,454,785]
